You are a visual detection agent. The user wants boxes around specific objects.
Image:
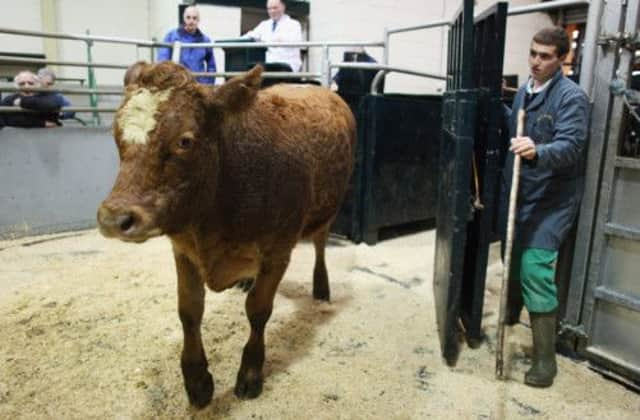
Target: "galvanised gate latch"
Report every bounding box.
[597,31,640,50]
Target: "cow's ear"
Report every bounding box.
[207,65,263,112]
[123,61,150,87]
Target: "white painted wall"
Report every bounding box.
[0,0,555,89]
[54,0,150,84]
[497,0,554,85]
[310,0,450,93]
[0,0,43,54]
[193,5,242,81]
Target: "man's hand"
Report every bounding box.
[44,121,58,128]
[510,136,537,160]
[13,97,21,107]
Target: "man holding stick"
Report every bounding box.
[499,27,588,387]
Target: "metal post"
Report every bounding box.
[579,0,605,97]
[171,41,182,63]
[322,45,331,87]
[150,37,157,63]
[85,30,101,127]
[383,27,390,65]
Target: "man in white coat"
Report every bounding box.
[243,0,303,72]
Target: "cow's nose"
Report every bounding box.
[97,204,139,236]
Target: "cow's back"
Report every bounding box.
[217,85,355,241]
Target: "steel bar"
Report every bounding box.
[0,106,118,113]
[0,56,128,69]
[0,84,122,95]
[508,0,590,17]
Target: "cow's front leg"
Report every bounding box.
[234,255,290,399]
[175,253,213,408]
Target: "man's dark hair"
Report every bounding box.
[532,27,570,57]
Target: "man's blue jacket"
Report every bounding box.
[499,69,589,251]
[157,27,216,84]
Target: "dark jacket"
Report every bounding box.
[1,93,62,128]
[52,93,75,119]
[500,69,589,250]
[157,27,216,84]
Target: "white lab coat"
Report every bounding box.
[244,14,303,72]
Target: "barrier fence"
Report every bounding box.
[0,0,590,126]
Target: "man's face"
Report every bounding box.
[15,72,39,96]
[183,7,200,33]
[267,0,285,21]
[40,75,54,87]
[528,41,565,84]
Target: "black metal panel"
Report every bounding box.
[332,94,443,244]
[460,2,508,347]
[434,0,508,364]
[434,88,477,365]
[360,94,442,244]
[433,0,477,366]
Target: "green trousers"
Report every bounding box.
[510,246,559,313]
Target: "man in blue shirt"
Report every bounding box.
[157,6,217,84]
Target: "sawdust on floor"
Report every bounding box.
[0,229,638,419]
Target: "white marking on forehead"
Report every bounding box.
[118,88,173,145]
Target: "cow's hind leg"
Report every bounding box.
[175,253,214,408]
[312,224,331,301]
[235,253,290,399]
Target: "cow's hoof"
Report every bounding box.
[185,370,214,409]
[234,369,263,399]
[313,265,330,301]
[313,286,330,301]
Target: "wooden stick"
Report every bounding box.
[496,109,525,380]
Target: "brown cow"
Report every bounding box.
[97,61,355,408]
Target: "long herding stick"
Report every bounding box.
[496,109,525,379]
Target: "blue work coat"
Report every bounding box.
[499,69,589,251]
[157,27,217,84]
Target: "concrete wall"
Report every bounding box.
[0,127,118,239]
[0,1,554,89]
[0,0,43,55]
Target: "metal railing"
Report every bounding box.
[0,26,395,125]
[0,0,593,126]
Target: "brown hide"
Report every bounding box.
[97,61,355,407]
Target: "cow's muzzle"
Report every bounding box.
[97,201,162,243]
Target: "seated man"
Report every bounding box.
[37,68,76,120]
[1,70,61,128]
[243,0,303,73]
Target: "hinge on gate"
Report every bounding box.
[597,31,640,50]
[558,322,589,340]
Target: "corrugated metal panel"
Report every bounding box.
[565,6,589,24]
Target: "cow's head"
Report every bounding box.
[97,61,263,242]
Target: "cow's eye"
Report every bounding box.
[177,137,193,150]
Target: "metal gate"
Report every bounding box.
[564,0,640,386]
[433,0,507,365]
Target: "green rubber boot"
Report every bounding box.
[524,311,557,387]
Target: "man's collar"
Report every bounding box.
[526,68,563,95]
[273,14,289,23]
[178,26,202,37]
[526,77,552,94]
